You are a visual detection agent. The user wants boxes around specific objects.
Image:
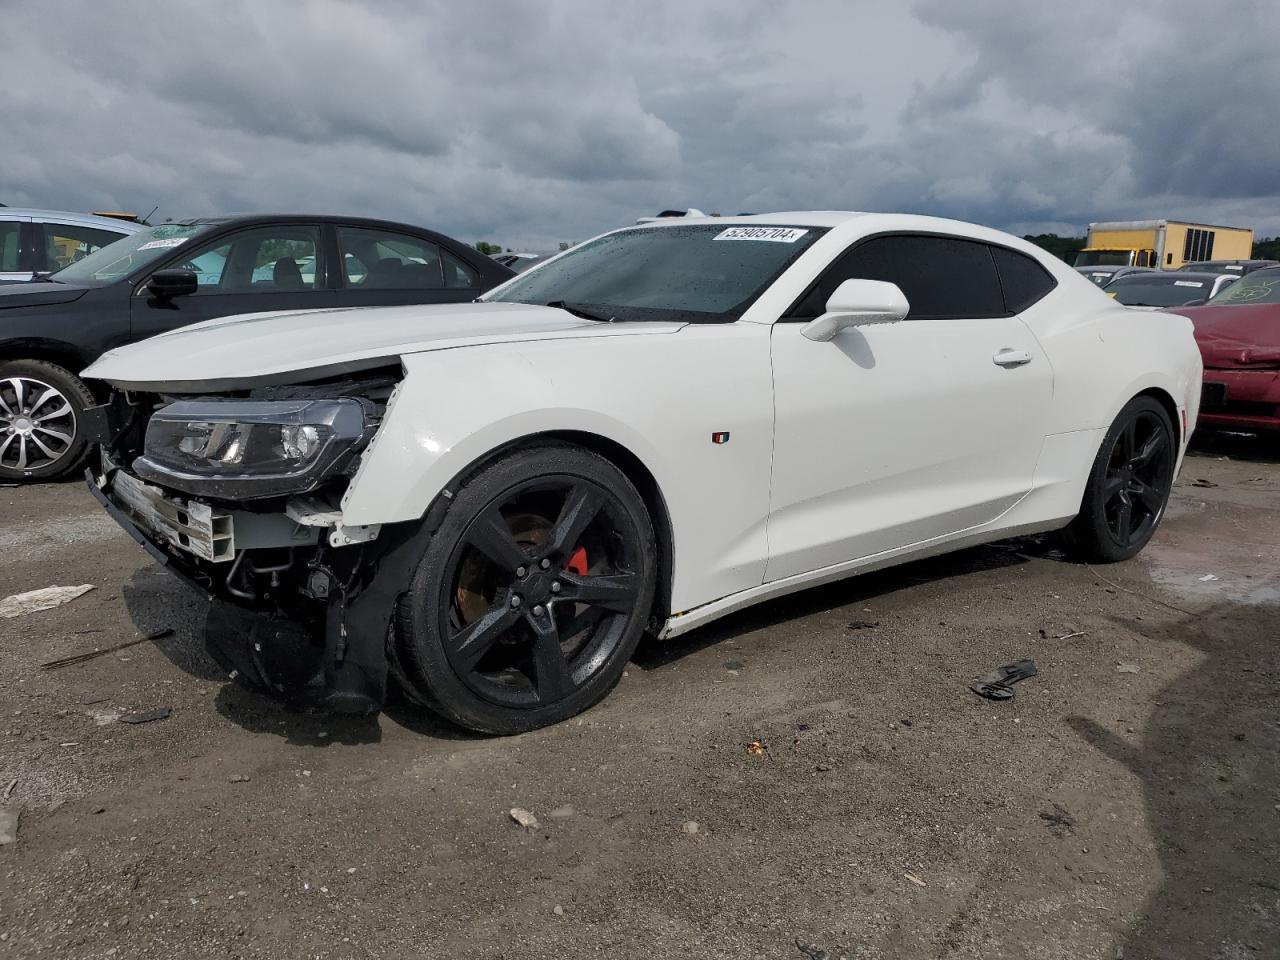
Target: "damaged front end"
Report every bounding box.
[84,370,427,714]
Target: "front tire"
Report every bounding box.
[395,444,658,734]
[0,359,95,482]
[1062,395,1176,563]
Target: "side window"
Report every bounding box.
[442,250,479,289]
[791,234,1004,320]
[990,246,1057,313]
[336,226,463,290]
[44,224,125,271]
[0,221,20,271]
[174,243,232,289]
[171,227,321,295]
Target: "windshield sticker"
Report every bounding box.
[137,237,189,251]
[714,227,809,243]
[1173,280,1204,287]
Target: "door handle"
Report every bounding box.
[992,348,1033,368]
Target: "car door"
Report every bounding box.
[764,234,1054,582]
[0,217,34,282]
[332,224,482,309]
[130,224,336,340]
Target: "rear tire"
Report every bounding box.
[0,359,95,482]
[1061,396,1176,563]
[394,444,657,734]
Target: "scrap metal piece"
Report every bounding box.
[969,659,1038,700]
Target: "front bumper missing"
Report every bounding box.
[104,464,235,562]
[86,465,434,716]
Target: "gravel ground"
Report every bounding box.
[1,433,1277,960]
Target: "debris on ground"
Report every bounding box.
[509,808,539,830]
[1199,574,1220,582]
[2,778,15,801]
[723,660,745,671]
[553,904,565,916]
[682,820,700,835]
[846,619,879,630]
[904,872,927,887]
[795,939,829,960]
[1040,802,1077,836]
[1189,478,1219,488]
[87,707,121,726]
[745,739,767,757]
[969,659,1038,700]
[1116,663,1141,674]
[41,626,175,670]
[0,808,18,845]
[228,775,251,783]
[0,584,94,619]
[117,707,172,724]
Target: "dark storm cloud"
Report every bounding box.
[1,0,1276,249]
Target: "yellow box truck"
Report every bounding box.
[1074,220,1253,270]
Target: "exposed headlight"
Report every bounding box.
[133,398,371,500]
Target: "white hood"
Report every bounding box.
[83,301,683,391]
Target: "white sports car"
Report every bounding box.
[82,212,1202,733]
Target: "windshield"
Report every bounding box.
[1109,274,1213,307]
[51,223,217,285]
[485,224,828,322]
[1208,267,1280,304]
[1075,249,1133,267]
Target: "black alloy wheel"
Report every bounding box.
[395,445,657,733]
[1063,396,1176,562]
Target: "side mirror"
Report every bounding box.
[146,269,198,299]
[800,279,910,342]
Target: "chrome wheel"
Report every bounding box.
[0,377,77,472]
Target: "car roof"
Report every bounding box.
[155,213,471,237]
[0,208,146,232]
[633,211,871,229]
[1116,271,1226,281]
[1186,259,1276,267]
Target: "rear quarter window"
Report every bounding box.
[991,246,1057,313]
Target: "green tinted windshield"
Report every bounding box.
[1208,268,1280,304]
[485,224,828,322]
[51,223,216,285]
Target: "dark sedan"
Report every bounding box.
[0,215,513,481]
[1105,270,1236,308]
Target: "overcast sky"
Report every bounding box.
[3,0,1277,250]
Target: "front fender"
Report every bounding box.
[339,327,777,613]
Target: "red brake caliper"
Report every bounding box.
[565,546,589,576]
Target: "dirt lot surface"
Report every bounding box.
[1,434,1277,960]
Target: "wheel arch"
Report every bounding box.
[0,339,103,399]
[414,429,676,631]
[1135,385,1181,447]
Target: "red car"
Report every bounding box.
[1168,265,1280,432]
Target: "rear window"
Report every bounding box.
[1109,274,1210,307]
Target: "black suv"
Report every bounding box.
[0,215,513,481]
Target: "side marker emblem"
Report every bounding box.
[711,431,730,445]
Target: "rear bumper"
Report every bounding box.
[1199,368,1280,431]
